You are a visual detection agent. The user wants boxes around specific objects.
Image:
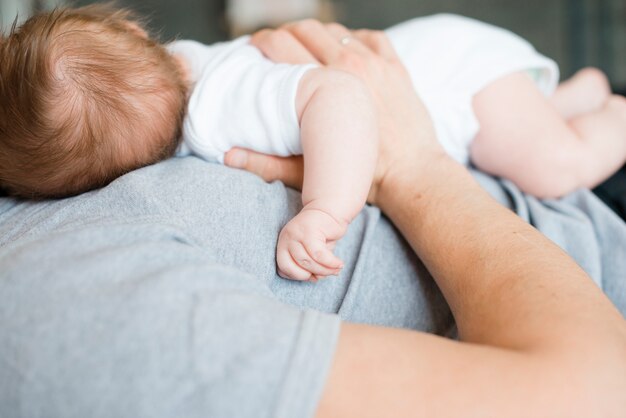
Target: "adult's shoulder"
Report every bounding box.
[0,158,285,244]
[0,157,342,418]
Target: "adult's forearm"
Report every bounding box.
[315,154,626,418]
[377,155,626,350]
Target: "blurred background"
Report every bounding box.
[1,0,625,92]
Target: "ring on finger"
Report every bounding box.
[339,36,352,46]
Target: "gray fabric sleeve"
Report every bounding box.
[0,219,339,418]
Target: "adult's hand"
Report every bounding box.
[224,20,446,205]
[229,19,626,418]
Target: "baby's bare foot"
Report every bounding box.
[551,67,612,119]
[605,95,626,150]
[605,94,626,116]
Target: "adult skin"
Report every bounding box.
[224,21,626,417]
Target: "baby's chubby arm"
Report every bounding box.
[277,68,378,281]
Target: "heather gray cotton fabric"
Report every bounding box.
[0,157,625,418]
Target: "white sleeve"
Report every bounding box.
[169,38,315,163]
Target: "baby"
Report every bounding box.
[385,14,626,198]
[1,7,625,282]
[0,4,377,282]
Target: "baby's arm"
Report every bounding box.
[276,68,378,281]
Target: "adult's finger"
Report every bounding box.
[351,29,399,61]
[224,148,304,190]
[325,22,370,55]
[250,28,319,65]
[282,19,345,65]
[324,22,351,39]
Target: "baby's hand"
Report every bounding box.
[276,208,347,281]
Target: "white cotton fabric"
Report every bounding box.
[169,14,559,166]
[386,14,560,164]
[167,36,315,163]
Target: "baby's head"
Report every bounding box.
[0,4,188,198]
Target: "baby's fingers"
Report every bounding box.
[302,239,344,271]
[290,242,341,277]
[277,245,313,281]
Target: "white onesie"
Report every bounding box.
[168,14,560,165]
[167,36,314,163]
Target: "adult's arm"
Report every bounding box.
[228,21,626,416]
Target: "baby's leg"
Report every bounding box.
[550,67,612,120]
[470,71,626,198]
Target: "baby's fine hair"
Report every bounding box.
[0,4,188,198]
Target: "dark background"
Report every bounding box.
[66,0,625,90]
[2,0,624,89]
[2,0,621,88]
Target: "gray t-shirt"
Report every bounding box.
[1,157,625,418]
